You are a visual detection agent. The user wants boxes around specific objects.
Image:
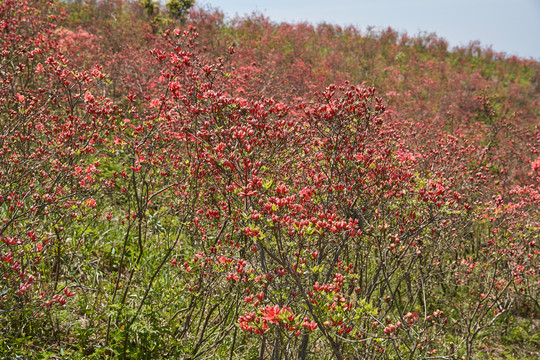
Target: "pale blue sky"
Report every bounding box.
[200,0,540,60]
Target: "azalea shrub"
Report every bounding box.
[0,0,538,359]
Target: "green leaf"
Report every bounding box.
[263,179,273,190]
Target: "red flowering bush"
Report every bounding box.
[0,0,538,359]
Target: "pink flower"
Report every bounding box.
[532,156,540,174]
[85,198,97,208]
[84,92,94,103]
[261,305,280,324]
[303,319,317,331]
[149,98,161,108]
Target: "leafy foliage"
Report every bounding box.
[166,0,194,21]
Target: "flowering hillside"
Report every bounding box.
[0,0,538,359]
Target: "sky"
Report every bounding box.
[200,0,540,60]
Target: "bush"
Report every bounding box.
[0,0,538,358]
